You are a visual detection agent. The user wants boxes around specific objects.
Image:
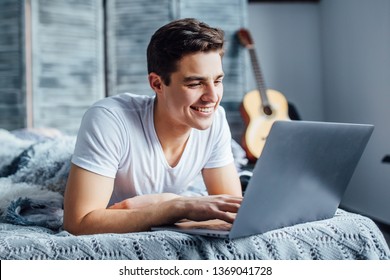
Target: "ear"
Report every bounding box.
[148,72,164,95]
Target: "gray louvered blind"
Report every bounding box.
[106,0,175,96]
[179,0,248,102]
[0,0,25,130]
[30,0,105,132]
[0,0,247,138]
[106,0,248,102]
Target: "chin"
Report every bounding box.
[193,120,214,130]
[188,109,216,130]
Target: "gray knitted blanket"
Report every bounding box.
[0,128,389,260]
[0,209,389,260]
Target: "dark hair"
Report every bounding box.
[147,18,225,85]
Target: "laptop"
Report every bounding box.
[152,120,374,239]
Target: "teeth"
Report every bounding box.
[192,107,213,113]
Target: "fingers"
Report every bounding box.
[208,195,242,213]
[213,211,237,224]
[211,196,240,223]
[204,194,243,203]
[214,200,240,214]
[179,194,242,223]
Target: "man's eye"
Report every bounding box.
[215,80,223,85]
[188,83,201,88]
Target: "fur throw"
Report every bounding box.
[0,129,75,230]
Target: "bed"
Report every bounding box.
[0,128,389,260]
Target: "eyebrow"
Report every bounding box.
[183,74,224,83]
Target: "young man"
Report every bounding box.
[63,18,242,235]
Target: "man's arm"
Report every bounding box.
[63,163,241,235]
[202,162,242,196]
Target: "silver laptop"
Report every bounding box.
[152,120,374,239]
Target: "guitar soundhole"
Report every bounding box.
[263,106,273,116]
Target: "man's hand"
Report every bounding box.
[161,194,242,224]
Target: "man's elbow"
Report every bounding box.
[63,214,86,236]
[63,221,79,235]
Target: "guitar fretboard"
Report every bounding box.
[248,48,271,110]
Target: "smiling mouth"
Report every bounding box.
[190,106,214,113]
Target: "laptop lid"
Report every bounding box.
[229,120,374,239]
[152,120,374,239]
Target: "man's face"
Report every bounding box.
[158,51,224,131]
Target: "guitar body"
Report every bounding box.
[241,89,290,161]
[237,27,292,161]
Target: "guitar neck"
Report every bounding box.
[248,48,271,108]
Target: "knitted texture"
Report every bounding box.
[0,210,389,260]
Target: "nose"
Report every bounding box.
[201,82,221,103]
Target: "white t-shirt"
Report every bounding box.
[71,93,234,205]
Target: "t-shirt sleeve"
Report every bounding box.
[203,106,234,169]
[71,106,125,178]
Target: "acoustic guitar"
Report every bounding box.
[237,28,290,161]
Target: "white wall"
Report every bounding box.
[248,2,323,121]
[249,0,390,224]
[321,0,390,224]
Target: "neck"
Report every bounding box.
[153,99,191,167]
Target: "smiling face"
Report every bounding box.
[150,51,224,133]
